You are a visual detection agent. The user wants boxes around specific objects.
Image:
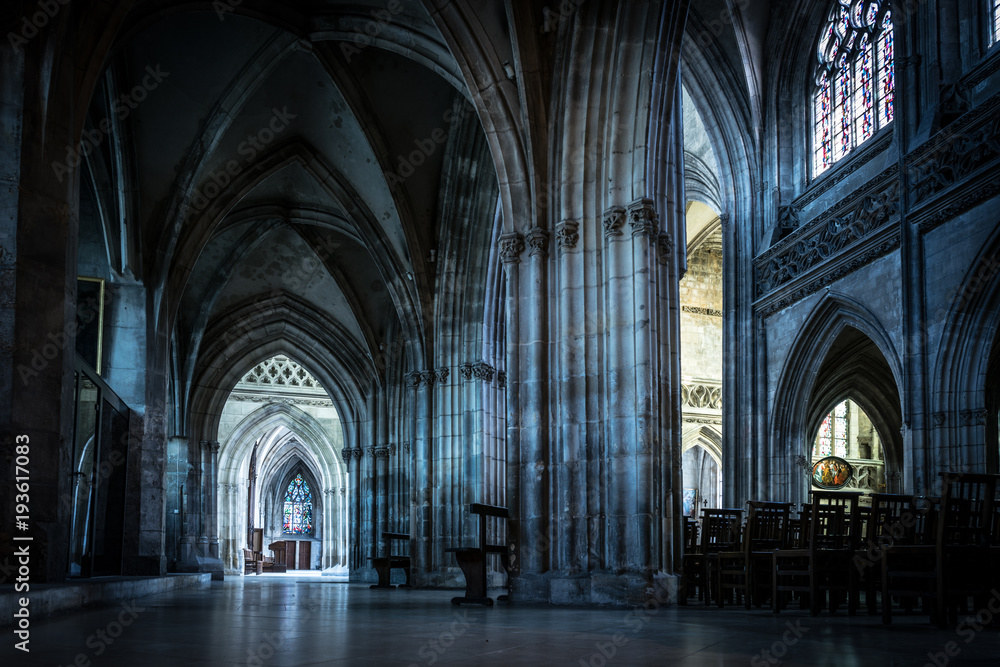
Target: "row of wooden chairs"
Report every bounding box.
[680,472,1000,626]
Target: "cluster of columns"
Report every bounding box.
[178,439,222,575]
[499,196,684,605]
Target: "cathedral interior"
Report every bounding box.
[1,0,1000,664]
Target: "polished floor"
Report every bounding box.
[4,579,999,666]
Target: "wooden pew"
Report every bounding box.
[369,532,411,589]
[446,503,509,606]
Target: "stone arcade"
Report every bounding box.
[1,0,999,664]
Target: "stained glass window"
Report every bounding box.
[813,1,894,176]
[814,401,849,458]
[283,473,313,535]
[993,0,1000,45]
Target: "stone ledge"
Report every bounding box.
[0,573,211,626]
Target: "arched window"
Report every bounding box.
[812,1,894,176]
[814,400,849,458]
[282,473,313,535]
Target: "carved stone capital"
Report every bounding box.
[366,446,377,458]
[405,371,422,388]
[525,226,550,258]
[402,442,411,454]
[932,412,946,428]
[657,233,673,266]
[435,367,450,383]
[374,446,390,460]
[472,361,495,382]
[388,443,397,456]
[627,198,658,237]
[460,363,475,381]
[602,206,626,238]
[496,371,507,388]
[419,370,436,387]
[499,233,525,264]
[556,220,580,250]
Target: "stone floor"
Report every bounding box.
[3,579,999,666]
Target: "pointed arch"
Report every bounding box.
[931,224,1000,475]
[768,292,903,502]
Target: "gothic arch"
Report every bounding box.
[931,224,1000,476]
[769,292,904,502]
[217,402,346,572]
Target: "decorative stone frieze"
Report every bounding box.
[435,367,450,383]
[525,226,550,258]
[556,220,579,250]
[682,306,722,317]
[602,206,626,238]
[499,232,525,264]
[755,169,900,300]
[460,363,475,381]
[681,382,722,410]
[374,446,390,460]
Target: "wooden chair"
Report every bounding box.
[243,548,262,575]
[881,472,1000,626]
[716,501,791,609]
[857,493,917,614]
[446,504,509,606]
[772,491,863,615]
[680,508,742,605]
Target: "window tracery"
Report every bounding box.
[813,1,894,176]
[283,473,313,535]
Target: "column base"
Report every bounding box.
[511,570,678,607]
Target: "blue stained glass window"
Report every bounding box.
[814,401,849,458]
[812,1,894,176]
[992,1,1000,45]
[283,473,313,535]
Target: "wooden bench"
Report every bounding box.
[445,503,509,606]
[369,532,411,589]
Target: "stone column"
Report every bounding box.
[602,206,630,571]
[499,233,524,577]
[521,226,551,585]
[555,220,584,574]
[176,436,194,565]
[197,440,210,556]
[374,445,389,555]
[344,447,361,571]
[628,198,659,573]
[207,441,220,559]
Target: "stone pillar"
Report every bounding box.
[520,226,550,587]
[499,234,524,577]
[602,205,630,571]
[374,445,389,555]
[207,441,220,559]
[197,440,210,556]
[628,198,659,573]
[432,366,450,574]
[345,447,362,571]
[411,370,434,583]
[176,436,194,565]
[555,220,584,574]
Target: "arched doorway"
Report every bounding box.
[807,398,891,501]
[216,355,348,574]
